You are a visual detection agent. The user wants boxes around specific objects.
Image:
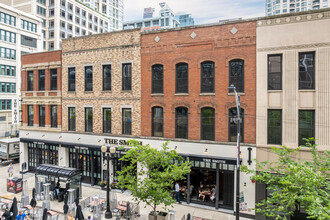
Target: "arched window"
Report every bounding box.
[175,107,188,139]
[201,61,215,93]
[229,59,244,93]
[151,64,163,94]
[175,63,188,93]
[152,107,163,137]
[201,107,215,140]
[228,107,244,142]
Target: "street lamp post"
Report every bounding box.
[228,84,241,220]
[101,144,116,219]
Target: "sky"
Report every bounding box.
[123,0,266,24]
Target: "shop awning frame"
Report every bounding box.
[35,164,81,179]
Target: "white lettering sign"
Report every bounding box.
[12,98,19,125]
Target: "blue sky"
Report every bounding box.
[124,0,266,24]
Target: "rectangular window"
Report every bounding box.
[268,54,282,90]
[68,107,76,131]
[0,12,16,26]
[51,105,57,128]
[39,105,45,127]
[68,67,75,91]
[27,71,34,91]
[122,108,131,135]
[299,110,315,146]
[28,105,34,126]
[103,65,111,91]
[85,66,93,91]
[38,70,45,90]
[103,108,111,133]
[122,63,132,91]
[299,52,315,90]
[85,107,93,132]
[50,69,57,90]
[268,110,282,145]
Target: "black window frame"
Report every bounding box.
[85,107,93,132]
[102,64,111,91]
[68,107,76,131]
[201,107,215,141]
[229,59,244,93]
[201,61,215,93]
[267,109,282,145]
[38,70,45,91]
[122,63,132,91]
[50,68,57,90]
[28,105,33,126]
[85,66,93,91]
[68,67,76,92]
[175,107,188,139]
[103,108,111,133]
[268,54,282,90]
[152,106,163,137]
[39,105,45,127]
[228,107,244,142]
[122,108,132,135]
[27,71,34,91]
[298,110,315,146]
[175,62,189,93]
[151,64,164,94]
[51,105,57,128]
[299,52,315,90]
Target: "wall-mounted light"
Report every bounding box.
[77,138,81,142]
[204,148,208,154]
[26,133,29,137]
[244,182,247,190]
[60,157,63,160]
[174,146,178,151]
[42,134,46,139]
[98,140,102,144]
[59,136,62,140]
[247,147,252,165]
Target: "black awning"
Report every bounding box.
[35,164,81,178]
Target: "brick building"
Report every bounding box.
[20,50,62,170]
[139,21,257,216]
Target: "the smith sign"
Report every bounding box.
[104,138,142,146]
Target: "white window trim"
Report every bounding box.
[120,105,132,112]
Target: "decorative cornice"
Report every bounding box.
[257,42,330,52]
[258,11,330,27]
[62,44,140,56]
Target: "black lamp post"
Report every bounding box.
[101,144,116,219]
[228,84,241,220]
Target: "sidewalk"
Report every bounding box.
[0,163,251,219]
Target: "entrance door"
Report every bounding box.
[222,171,234,208]
[77,149,91,184]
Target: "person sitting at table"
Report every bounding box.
[198,184,205,201]
[54,181,60,199]
[16,210,30,220]
[67,213,74,220]
[210,187,216,202]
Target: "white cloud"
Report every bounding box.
[124,0,265,24]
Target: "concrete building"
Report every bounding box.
[256,8,330,219]
[266,0,329,16]
[0,3,42,137]
[140,21,257,216]
[2,0,123,51]
[123,2,181,31]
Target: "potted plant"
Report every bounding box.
[99,180,106,189]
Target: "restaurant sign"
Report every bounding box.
[104,138,142,146]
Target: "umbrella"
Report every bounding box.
[187,213,191,220]
[42,208,48,220]
[9,197,18,220]
[75,205,84,220]
[126,201,131,220]
[30,188,37,220]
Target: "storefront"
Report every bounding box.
[26,142,59,171]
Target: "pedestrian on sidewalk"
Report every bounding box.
[175,182,181,204]
[8,163,13,177]
[1,208,10,220]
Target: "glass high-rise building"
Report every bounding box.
[266,0,329,16]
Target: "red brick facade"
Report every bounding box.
[21,50,62,129]
[141,21,256,143]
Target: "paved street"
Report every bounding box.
[0,163,252,219]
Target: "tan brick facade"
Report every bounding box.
[61,29,141,136]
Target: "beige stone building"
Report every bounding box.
[61,29,141,136]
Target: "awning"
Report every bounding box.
[35,164,81,178]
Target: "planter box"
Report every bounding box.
[149,211,168,220]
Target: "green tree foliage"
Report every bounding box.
[117,140,191,220]
[242,139,330,220]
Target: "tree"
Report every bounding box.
[242,138,330,220]
[117,140,191,220]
